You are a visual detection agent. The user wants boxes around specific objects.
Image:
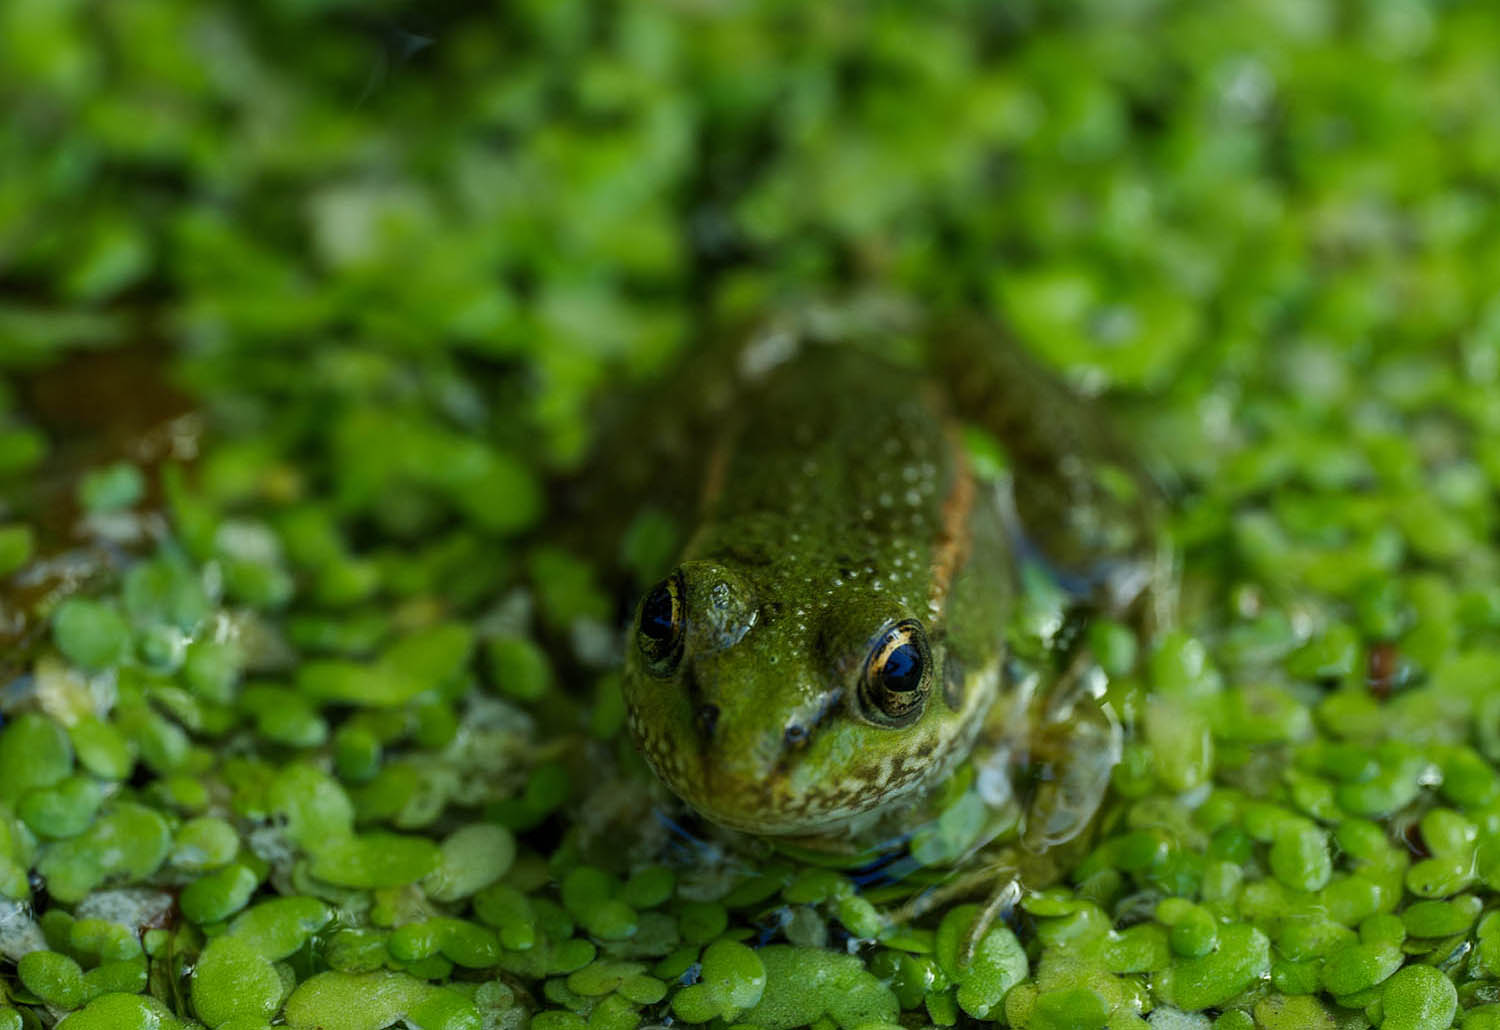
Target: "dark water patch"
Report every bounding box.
[0,344,198,677]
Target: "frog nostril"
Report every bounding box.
[694,704,720,740]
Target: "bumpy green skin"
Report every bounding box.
[622,346,1014,836]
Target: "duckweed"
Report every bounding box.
[1382,965,1459,1030]
[1155,925,1270,1011]
[187,939,280,1028]
[170,816,241,872]
[0,525,34,577]
[742,946,897,1030]
[486,636,553,702]
[67,718,134,781]
[1269,822,1333,893]
[179,863,262,925]
[78,462,145,513]
[423,824,516,902]
[934,905,1029,1019]
[306,833,441,889]
[70,915,147,962]
[51,600,133,673]
[264,764,355,849]
[1251,994,1338,1030]
[1403,895,1483,939]
[1157,899,1218,959]
[35,803,172,903]
[1321,939,1405,998]
[0,712,74,803]
[389,917,500,968]
[281,971,478,1030]
[473,884,538,951]
[620,866,675,909]
[17,949,86,1010]
[55,994,183,1030]
[1030,986,1110,1030]
[18,775,104,838]
[7,0,1500,1025]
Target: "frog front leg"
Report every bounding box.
[885,638,1122,959]
[934,653,1119,962]
[1019,652,1123,853]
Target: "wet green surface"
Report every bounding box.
[6,0,1500,1027]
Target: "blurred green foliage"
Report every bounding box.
[6,0,1500,454]
[6,1,1500,1027]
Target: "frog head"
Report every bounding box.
[622,556,995,836]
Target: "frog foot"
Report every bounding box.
[947,841,1088,969]
[886,851,1026,969]
[959,863,1025,968]
[887,853,1020,930]
[936,662,1123,965]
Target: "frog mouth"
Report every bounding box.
[672,767,785,834]
[651,757,803,835]
[685,793,835,836]
[673,761,895,837]
[629,690,900,835]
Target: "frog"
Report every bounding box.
[615,311,1166,918]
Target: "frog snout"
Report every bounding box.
[681,653,804,788]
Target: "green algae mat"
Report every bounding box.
[6,1,1500,1028]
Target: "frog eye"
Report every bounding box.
[858,619,929,727]
[637,573,685,673]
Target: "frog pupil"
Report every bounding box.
[638,576,685,671]
[880,641,922,693]
[640,583,676,643]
